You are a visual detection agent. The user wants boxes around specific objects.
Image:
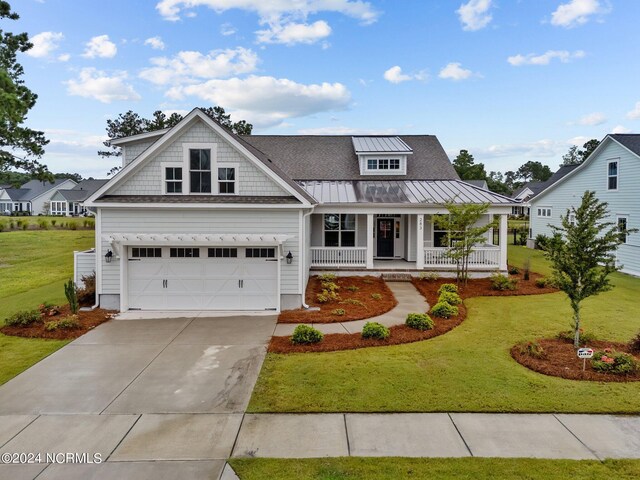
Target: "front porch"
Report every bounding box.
[309,212,508,272]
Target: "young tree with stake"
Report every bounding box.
[544,191,636,348]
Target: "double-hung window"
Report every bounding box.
[618,217,628,244]
[165,167,182,193]
[537,207,552,218]
[189,149,211,193]
[608,161,618,190]
[324,214,356,247]
[218,167,236,194]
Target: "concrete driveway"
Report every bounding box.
[0,315,276,479]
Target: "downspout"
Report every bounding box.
[301,207,315,309]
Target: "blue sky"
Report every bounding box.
[12,0,640,178]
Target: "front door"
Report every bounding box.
[376,218,394,257]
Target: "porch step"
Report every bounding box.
[381,273,413,282]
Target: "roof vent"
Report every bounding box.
[352,136,413,155]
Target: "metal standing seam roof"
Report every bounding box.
[352,136,413,154]
[298,180,516,205]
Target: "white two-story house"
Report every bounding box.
[83,108,515,313]
[530,134,640,276]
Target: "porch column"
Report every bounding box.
[416,214,425,269]
[366,213,374,269]
[499,213,508,271]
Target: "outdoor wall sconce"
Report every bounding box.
[286,251,293,264]
[105,250,113,263]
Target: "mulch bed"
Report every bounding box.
[1,305,115,340]
[269,313,465,354]
[511,338,640,382]
[278,275,397,324]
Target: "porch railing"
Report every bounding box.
[310,247,367,267]
[423,246,500,269]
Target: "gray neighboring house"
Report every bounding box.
[81,108,516,313]
[0,178,77,215]
[511,165,579,217]
[529,134,640,276]
[49,179,109,216]
[463,179,489,190]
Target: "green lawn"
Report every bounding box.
[248,245,640,413]
[230,458,640,480]
[0,230,94,385]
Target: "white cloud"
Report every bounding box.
[66,68,141,103]
[457,0,493,31]
[144,36,166,50]
[256,20,331,45]
[220,23,236,36]
[156,0,379,24]
[612,125,631,134]
[551,0,609,28]
[297,126,397,135]
[576,112,606,126]
[507,50,585,66]
[57,53,71,62]
[26,31,64,58]
[383,65,426,84]
[82,35,117,58]
[165,75,351,127]
[627,102,640,120]
[139,47,259,85]
[438,62,475,81]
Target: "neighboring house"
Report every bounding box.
[511,166,579,217]
[464,179,488,190]
[0,178,77,215]
[529,134,640,276]
[82,108,515,313]
[49,179,109,216]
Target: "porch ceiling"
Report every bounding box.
[298,180,517,206]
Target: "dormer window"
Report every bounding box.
[352,136,412,176]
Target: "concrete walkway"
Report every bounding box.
[273,281,429,336]
[231,413,640,460]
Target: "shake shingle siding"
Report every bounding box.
[530,139,640,276]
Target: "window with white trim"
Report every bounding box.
[618,217,628,244]
[568,213,576,226]
[324,214,356,247]
[366,158,401,171]
[608,161,618,190]
[218,167,236,194]
[189,149,211,193]
[165,167,182,194]
[537,207,552,218]
[50,201,67,215]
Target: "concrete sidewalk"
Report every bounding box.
[273,281,429,336]
[231,413,640,460]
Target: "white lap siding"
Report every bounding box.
[99,207,301,298]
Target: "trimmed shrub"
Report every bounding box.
[592,350,638,375]
[316,289,340,303]
[345,285,359,292]
[535,277,548,288]
[557,330,597,345]
[508,266,520,275]
[37,219,49,230]
[517,341,546,359]
[68,221,78,231]
[438,291,462,306]
[5,310,41,327]
[340,298,365,307]
[0,220,7,232]
[291,325,324,345]
[39,302,60,317]
[535,234,550,250]
[65,279,79,314]
[629,331,640,354]
[331,308,345,316]
[431,302,459,319]
[405,313,434,331]
[370,293,382,300]
[490,272,518,291]
[437,283,458,295]
[418,272,439,281]
[320,281,340,292]
[51,219,57,226]
[44,315,81,332]
[361,322,390,340]
[318,273,337,282]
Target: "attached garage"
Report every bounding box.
[105,233,291,312]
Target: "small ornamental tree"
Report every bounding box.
[545,191,636,348]
[434,201,493,285]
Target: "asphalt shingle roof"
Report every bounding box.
[610,134,640,156]
[241,135,458,181]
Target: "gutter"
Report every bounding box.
[301,207,315,309]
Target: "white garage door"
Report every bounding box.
[127,246,278,311]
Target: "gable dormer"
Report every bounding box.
[352,136,413,176]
